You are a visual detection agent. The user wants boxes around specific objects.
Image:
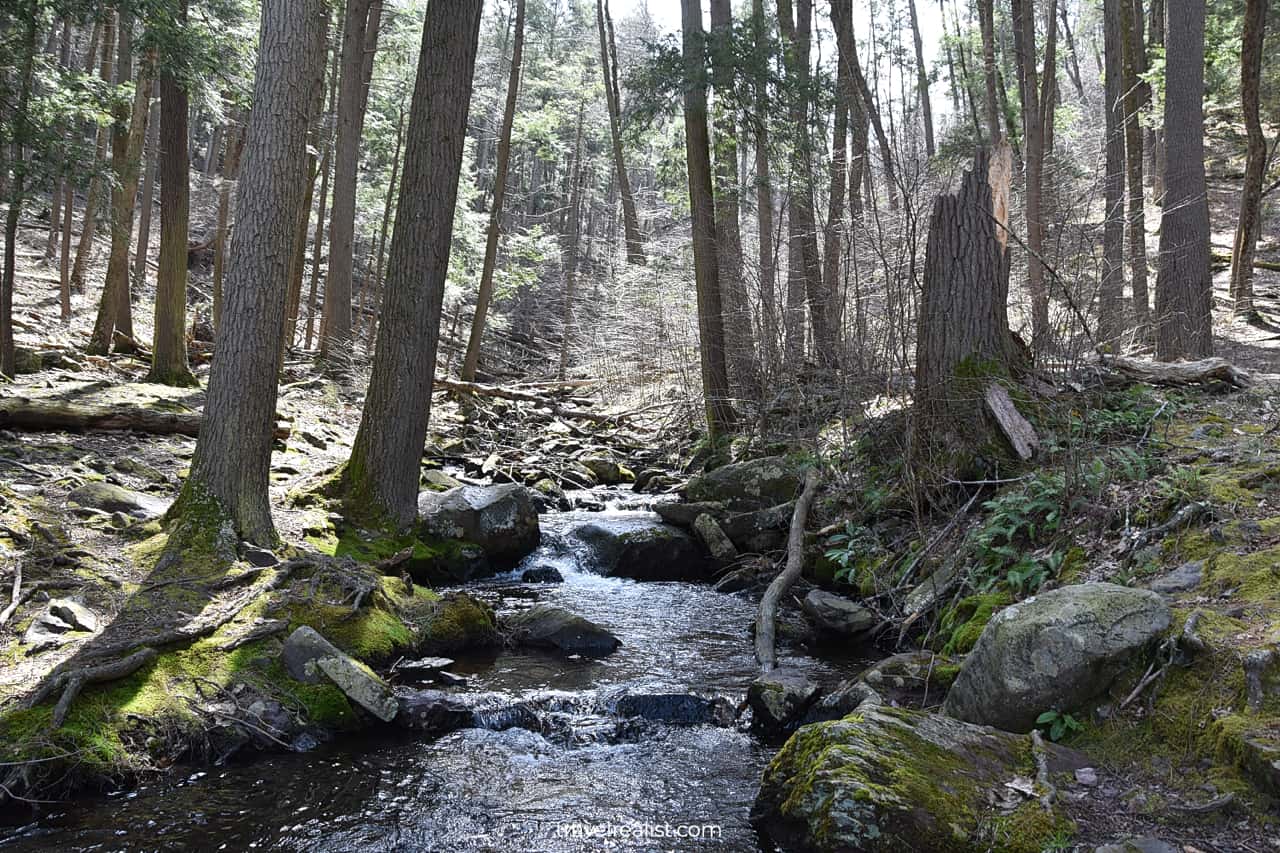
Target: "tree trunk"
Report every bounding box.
[597,0,645,265]
[320,0,383,365]
[59,183,73,323]
[978,0,1001,142]
[70,14,115,295]
[907,0,935,157]
[681,0,735,438]
[1010,0,1051,353]
[911,147,1022,484]
[148,0,196,387]
[1100,0,1127,346]
[304,37,342,352]
[1,7,38,378]
[89,23,152,356]
[710,0,759,398]
[364,103,405,348]
[461,0,526,383]
[1154,0,1213,360]
[1119,0,1150,329]
[172,0,328,545]
[341,0,484,528]
[560,100,586,382]
[1230,0,1268,320]
[212,123,244,330]
[1058,3,1087,102]
[1148,0,1166,202]
[752,0,778,373]
[133,98,160,288]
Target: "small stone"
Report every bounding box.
[47,599,98,632]
[693,513,738,562]
[241,546,278,568]
[1146,560,1203,595]
[801,589,876,638]
[747,668,819,733]
[506,604,621,658]
[1075,767,1099,787]
[520,565,564,583]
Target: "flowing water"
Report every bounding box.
[1,494,868,852]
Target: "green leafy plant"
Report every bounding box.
[823,522,884,586]
[969,473,1076,595]
[1035,709,1084,742]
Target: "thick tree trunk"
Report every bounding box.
[70,15,115,295]
[212,123,244,330]
[1011,0,1051,353]
[710,0,759,398]
[320,0,383,365]
[907,0,934,157]
[1154,0,1213,360]
[148,1,196,387]
[597,0,645,265]
[1119,0,1150,329]
[172,0,328,545]
[752,0,778,373]
[1100,0,1127,346]
[2,7,38,378]
[681,0,735,438]
[133,99,159,287]
[911,147,1022,483]
[1149,0,1166,202]
[89,24,152,356]
[1230,0,1268,320]
[560,100,586,381]
[341,0,484,528]
[461,0,526,383]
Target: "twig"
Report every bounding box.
[0,562,21,627]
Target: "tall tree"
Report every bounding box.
[211,122,244,329]
[1119,0,1150,328]
[906,0,935,157]
[461,0,526,383]
[1229,0,1268,321]
[751,0,777,372]
[559,98,587,381]
[710,0,759,397]
[171,0,329,544]
[978,0,1001,142]
[1154,0,1213,360]
[339,0,484,527]
[596,0,645,264]
[89,16,153,356]
[148,0,196,386]
[69,14,115,295]
[320,0,384,364]
[1,2,39,377]
[133,98,159,287]
[681,0,735,437]
[1100,0,1127,345]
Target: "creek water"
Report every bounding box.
[1,495,868,852]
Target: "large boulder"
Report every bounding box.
[573,517,709,581]
[801,589,877,638]
[281,626,398,722]
[944,583,1171,732]
[609,692,735,726]
[682,456,803,511]
[753,706,1079,853]
[748,668,819,734]
[417,484,540,570]
[506,604,621,657]
[720,502,795,553]
[67,481,170,520]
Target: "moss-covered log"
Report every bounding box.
[0,397,290,439]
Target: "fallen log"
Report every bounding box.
[0,397,290,440]
[754,468,821,672]
[434,378,621,424]
[1101,355,1253,389]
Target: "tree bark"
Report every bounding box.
[978,0,1001,142]
[341,0,484,528]
[212,122,244,330]
[906,0,935,157]
[1154,0,1213,360]
[320,0,383,364]
[597,0,645,265]
[133,98,160,288]
[1010,0,1051,353]
[69,14,115,295]
[752,0,778,373]
[560,99,586,381]
[681,0,735,438]
[1100,0,1127,346]
[1119,0,1150,328]
[363,102,406,348]
[1,6,38,378]
[461,0,526,383]
[172,0,329,545]
[1229,0,1268,320]
[148,0,196,387]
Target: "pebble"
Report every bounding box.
[1075,766,1099,787]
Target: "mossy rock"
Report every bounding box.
[416,592,500,655]
[753,706,1077,852]
[682,456,804,511]
[938,591,1014,656]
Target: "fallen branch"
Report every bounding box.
[0,563,21,627]
[1121,501,1210,564]
[984,383,1038,461]
[754,468,821,672]
[0,398,290,440]
[1100,355,1253,389]
[434,378,621,424]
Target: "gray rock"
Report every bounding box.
[416,592,500,655]
[22,612,80,651]
[316,656,399,722]
[506,604,621,658]
[282,626,346,684]
[47,599,98,632]
[417,484,540,569]
[803,679,883,723]
[421,469,464,492]
[858,650,961,709]
[944,583,1171,732]
[748,668,819,733]
[754,706,1080,852]
[1075,766,1099,787]
[573,517,710,582]
[580,456,628,485]
[395,689,474,734]
[693,513,738,561]
[67,481,170,519]
[652,500,726,528]
[1146,560,1203,594]
[1094,839,1181,853]
[683,456,803,510]
[241,545,278,568]
[611,692,735,726]
[720,502,795,553]
[801,589,876,638]
[530,478,570,511]
[520,564,564,583]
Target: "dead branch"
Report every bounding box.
[754,468,821,672]
[1100,355,1253,389]
[434,378,621,424]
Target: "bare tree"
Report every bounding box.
[1154,0,1213,360]
[1100,0,1127,346]
[906,0,935,157]
[1229,0,1268,321]
[597,0,645,265]
[340,0,485,527]
[171,0,329,544]
[1119,0,1150,327]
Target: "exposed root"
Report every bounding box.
[1029,730,1056,810]
[46,648,159,728]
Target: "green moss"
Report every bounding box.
[984,802,1075,853]
[939,591,1014,655]
[417,592,499,654]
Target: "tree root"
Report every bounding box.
[1179,609,1206,655]
[46,648,158,728]
[1121,501,1210,564]
[1029,730,1057,810]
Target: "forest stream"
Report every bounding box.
[0,489,867,852]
